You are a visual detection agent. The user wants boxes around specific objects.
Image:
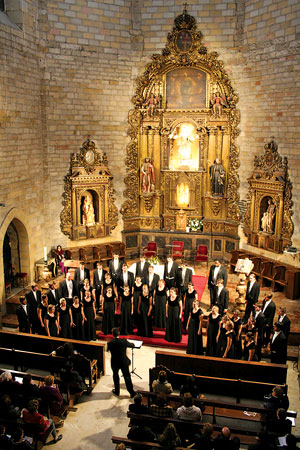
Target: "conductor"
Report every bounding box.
[107,328,136,398]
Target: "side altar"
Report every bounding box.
[121,8,240,260]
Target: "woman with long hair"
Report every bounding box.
[165,287,182,343]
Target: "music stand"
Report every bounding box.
[128,339,143,379]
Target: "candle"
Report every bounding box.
[44,246,47,262]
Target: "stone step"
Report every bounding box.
[2,314,19,329]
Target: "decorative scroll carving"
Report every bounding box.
[211,198,221,216]
[60,138,118,240]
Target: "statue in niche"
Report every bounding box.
[141,157,155,193]
[211,91,228,118]
[143,92,158,118]
[265,200,276,233]
[169,123,198,167]
[209,158,226,195]
[82,193,95,227]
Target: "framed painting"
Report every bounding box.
[166,68,206,109]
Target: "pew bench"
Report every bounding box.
[112,436,186,449]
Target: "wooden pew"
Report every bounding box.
[0,330,105,377]
[149,366,287,403]
[155,350,287,385]
[112,436,187,449]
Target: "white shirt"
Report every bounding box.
[123,272,128,286]
[262,299,272,313]
[149,274,153,286]
[167,262,172,274]
[182,268,186,282]
[67,280,73,298]
[33,290,37,301]
[248,281,255,291]
[141,261,144,271]
[278,314,286,322]
[114,259,119,270]
[22,304,28,315]
[213,266,221,282]
[80,269,85,281]
[254,310,261,319]
[272,331,280,343]
[51,289,56,298]
[217,286,223,297]
[98,269,102,280]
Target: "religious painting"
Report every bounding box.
[166,68,206,109]
[176,30,193,52]
[169,122,199,170]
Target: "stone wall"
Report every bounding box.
[0,0,299,292]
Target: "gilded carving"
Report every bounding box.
[211,198,221,216]
[142,193,154,213]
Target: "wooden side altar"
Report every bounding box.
[121,8,240,259]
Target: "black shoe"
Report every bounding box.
[112,389,120,397]
[54,435,63,443]
[130,391,136,398]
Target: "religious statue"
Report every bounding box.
[209,158,225,195]
[169,123,197,164]
[261,212,268,232]
[141,157,155,192]
[143,92,158,118]
[261,200,276,233]
[82,193,95,226]
[211,91,227,118]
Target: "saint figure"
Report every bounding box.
[211,92,227,118]
[82,194,95,226]
[209,158,225,195]
[141,157,155,193]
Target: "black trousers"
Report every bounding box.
[209,285,217,307]
[243,302,255,323]
[112,365,134,396]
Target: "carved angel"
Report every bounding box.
[210,92,228,118]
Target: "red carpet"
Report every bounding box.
[97,276,207,350]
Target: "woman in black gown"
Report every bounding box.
[80,278,95,303]
[216,314,230,357]
[37,294,48,335]
[243,332,257,361]
[186,299,203,355]
[165,287,182,343]
[120,285,133,335]
[232,309,243,359]
[58,298,73,339]
[222,321,235,359]
[71,296,84,340]
[154,279,168,329]
[206,305,221,356]
[44,305,59,337]
[81,291,96,341]
[183,282,198,331]
[102,273,118,297]
[102,286,116,335]
[138,284,153,337]
[132,276,143,328]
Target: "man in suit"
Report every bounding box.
[278,307,291,341]
[107,327,136,398]
[214,426,240,450]
[164,255,178,290]
[177,261,193,298]
[109,252,124,283]
[16,296,31,333]
[270,322,287,364]
[215,278,229,316]
[74,261,90,294]
[146,265,159,297]
[46,281,59,307]
[117,263,134,295]
[262,294,276,347]
[59,272,77,304]
[243,273,260,323]
[253,303,265,361]
[208,259,228,310]
[135,254,150,283]
[25,283,41,334]
[93,261,107,311]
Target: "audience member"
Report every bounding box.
[150,393,174,418]
[214,426,240,450]
[22,399,62,443]
[266,408,292,436]
[176,392,202,421]
[0,371,20,398]
[152,370,173,395]
[180,375,199,399]
[39,375,64,417]
[264,386,289,413]
[127,423,155,444]
[0,425,12,450]
[281,434,298,450]
[11,427,34,450]
[158,423,181,450]
[0,395,20,421]
[128,394,148,415]
[19,374,40,401]
[195,422,214,450]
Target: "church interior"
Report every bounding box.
[0,0,300,448]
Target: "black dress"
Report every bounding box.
[243,341,257,361]
[103,279,114,295]
[37,303,48,335]
[120,292,132,336]
[187,308,203,355]
[45,313,57,337]
[183,289,196,329]
[206,314,221,356]
[132,283,142,327]
[83,297,96,341]
[102,293,116,335]
[165,297,182,343]
[154,287,167,328]
[233,317,243,359]
[216,323,227,357]
[71,304,84,340]
[58,306,72,339]
[223,330,235,359]
[138,293,153,337]
[80,285,93,301]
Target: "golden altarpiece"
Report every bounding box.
[243,140,293,253]
[60,139,118,240]
[121,9,240,259]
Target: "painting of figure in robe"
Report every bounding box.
[166,68,206,109]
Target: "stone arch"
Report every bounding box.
[0,208,31,310]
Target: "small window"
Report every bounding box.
[0,0,5,12]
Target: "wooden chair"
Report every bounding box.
[172,241,184,260]
[144,241,157,258]
[195,245,208,266]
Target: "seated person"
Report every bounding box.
[127,423,155,443]
[152,370,173,395]
[60,361,89,407]
[39,375,64,417]
[282,434,298,450]
[248,431,276,450]
[19,374,40,402]
[11,427,34,450]
[150,393,174,418]
[195,422,214,450]
[180,375,200,398]
[214,426,240,450]
[176,392,202,421]
[0,394,20,421]
[128,393,148,414]
[0,425,12,450]
[266,408,292,436]
[22,399,62,443]
[158,423,181,450]
[264,385,289,413]
[0,371,20,399]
